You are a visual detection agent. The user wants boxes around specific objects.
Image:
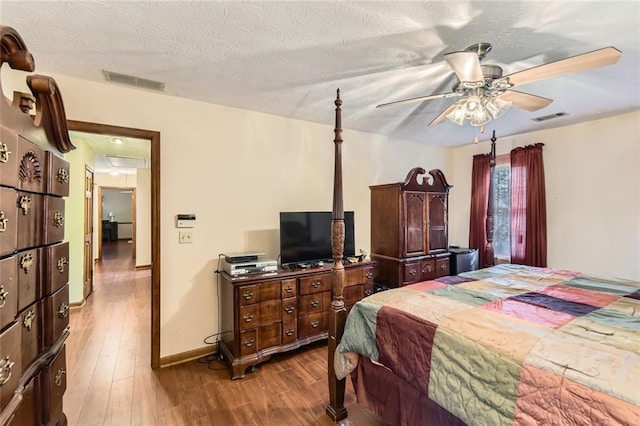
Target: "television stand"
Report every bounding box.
[218,261,375,379]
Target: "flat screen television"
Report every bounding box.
[279,211,355,268]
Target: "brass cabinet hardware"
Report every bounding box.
[22,309,36,331]
[19,195,32,215]
[57,257,68,273]
[409,268,417,276]
[285,305,294,314]
[310,320,319,328]
[243,313,254,322]
[0,143,11,163]
[0,212,6,232]
[242,290,254,300]
[364,288,373,296]
[0,286,7,308]
[310,299,319,308]
[53,211,64,227]
[285,328,294,336]
[58,301,69,319]
[311,280,320,288]
[56,167,69,184]
[54,368,66,387]
[20,253,34,273]
[0,357,14,386]
[365,271,373,279]
[284,286,293,293]
[244,337,255,347]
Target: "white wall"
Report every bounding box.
[12,72,449,358]
[449,111,640,281]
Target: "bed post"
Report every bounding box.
[484,130,497,267]
[326,89,348,422]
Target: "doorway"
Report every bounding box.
[67,120,161,369]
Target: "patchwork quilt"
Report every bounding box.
[336,264,640,425]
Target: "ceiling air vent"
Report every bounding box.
[532,112,568,122]
[106,156,148,169]
[103,70,165,92]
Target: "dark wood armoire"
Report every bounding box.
[370,167,452,287]
[0,26,75,425]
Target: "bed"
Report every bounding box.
[324,91,640,425]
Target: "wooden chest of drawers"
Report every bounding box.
[0,25,73,424]
[220,261,374,379]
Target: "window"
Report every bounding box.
[492,157,511,261]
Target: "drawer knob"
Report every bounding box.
[285,305,294,314]
[54,368,66,387]
[0,211,7,233]
[284,286,293,293]
[58,302,69,319]
[310,299,319,308]
[310,320,319,328]
[242,290,254,300]
[20,253,34,273]
[22,309,36,331]
[0,286,8,308]
[57,167,69,184]
[243,313,254,322]
[57,257,68,273]
[0,143,11,164]
[364,288,373,296]
[365,271,373,279]
[285,328,294,336]
[19,195,32,215]
[311,280,320,288]
[409,268,417,276]
[440,264,447,270]
[53,211,64,228]
[0,356,15,386]
[244,337,255,347]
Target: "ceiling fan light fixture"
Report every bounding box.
[470,108,491,126]
[485,97,512,119]
[446,100,467,125]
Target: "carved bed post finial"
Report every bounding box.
[485,130,497,267]
[327,88,348,422]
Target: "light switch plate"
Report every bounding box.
[179,230,193,244]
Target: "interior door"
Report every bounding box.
[84,166,94,299]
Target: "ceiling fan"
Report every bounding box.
[376,42,622,127]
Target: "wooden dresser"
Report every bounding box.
[219,261,374,379]
[370,168,452,287]
[0,26,75,426]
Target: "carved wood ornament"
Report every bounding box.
[0,26,75,154]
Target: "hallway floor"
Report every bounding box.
[63,242,384,425]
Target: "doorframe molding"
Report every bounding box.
[67,120,161,369]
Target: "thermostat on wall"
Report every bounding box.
[176,214,196,228]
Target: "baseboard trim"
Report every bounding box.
[160,345,217,368]
[135,264,152,270]
[70,299,86,309]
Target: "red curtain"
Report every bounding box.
[510,143,547,266]
[468,153,491,268]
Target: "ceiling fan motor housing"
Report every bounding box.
[452,64,504,93]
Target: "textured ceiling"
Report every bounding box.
[2,1,639,147]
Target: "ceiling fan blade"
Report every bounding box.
[503,46,622,87]
[444,51,484,83]
[376,92,462,109]
[499,90,553,112]
[428,104,458,126]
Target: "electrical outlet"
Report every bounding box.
[179,230,193,244]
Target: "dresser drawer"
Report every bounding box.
[16,191,43,250]
[436,257,450,277]
[41,345,66,426]
[45,152,70,197]
[7,376,36,426]
[282,320,297,345]
[20,301,41,373]
[281,297,296,321]
[239,329,257,357]
[43,242,69,297]
[0,129,18,189]
[44,196,65,245]
[363,283,374,298]
[0,322,21,411]
[280,279,296,298]
[16,137,46,194]
[344,268,363,287]
[0,187,17,257]
[238,304,258,331]
[298,312,327,339]
[420,258,436,281]
[238,284,257,306]
[403,261,420,284]
[258,299,281,325]
[43,284,69,348]
[17,248,40,311]
[362,266,374,284]
[0,256,18,331]
[344,285,363,307]
[299,273,331,295]
[257,322,281,351]
[298,291,331,316]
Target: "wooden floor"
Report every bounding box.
[64,241,386,425]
